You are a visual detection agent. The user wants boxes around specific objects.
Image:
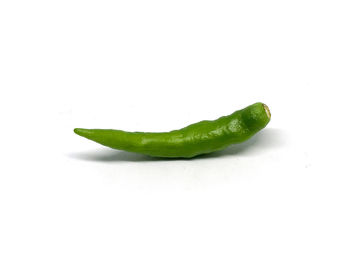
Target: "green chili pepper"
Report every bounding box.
[74,102,271,158]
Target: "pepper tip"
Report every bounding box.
[74,128,84,135]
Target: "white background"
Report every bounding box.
[1,1,349,262]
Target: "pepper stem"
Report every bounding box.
[263,104,271,119]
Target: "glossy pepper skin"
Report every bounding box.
[74,102,271,158]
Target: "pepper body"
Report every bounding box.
[74,102,271,158]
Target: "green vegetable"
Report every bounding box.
[74,102,271,158]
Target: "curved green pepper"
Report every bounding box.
[74,102,271,158]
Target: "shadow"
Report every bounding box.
[68,128,287,163]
